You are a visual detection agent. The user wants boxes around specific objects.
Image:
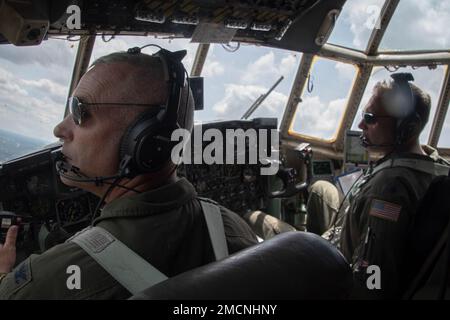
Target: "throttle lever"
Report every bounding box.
[268,168,308,198]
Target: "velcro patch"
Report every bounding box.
[369,199,401,222]
[0,259,32,299]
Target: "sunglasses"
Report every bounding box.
[69,96,163,126]
[361,111,393,125]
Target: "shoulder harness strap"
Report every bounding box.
[198,197,229,260]
[68,199,229,295]
[68,226,168,295]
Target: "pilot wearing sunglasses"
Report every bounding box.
[307,73,449,299]
[0,49,257,299]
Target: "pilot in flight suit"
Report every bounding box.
[340,145,449,298]
[0,48,257,299]
[307,74,450,299]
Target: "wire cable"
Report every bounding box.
[90,176,121,225]
[221,42,240,52]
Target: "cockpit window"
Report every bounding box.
[0,39,78,163]
[290,57,357,141]
[380,1,450,52]
[195,44,302,125]
[90,38,303,125]
[327,0,386,52]
[89,36,197,73]
[438,104,450,148]
[350,65,447,145]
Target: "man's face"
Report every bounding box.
[53,63,138,195]
[358,93,397,154]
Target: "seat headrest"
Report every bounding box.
[130,232,352,300]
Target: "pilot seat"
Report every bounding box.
[130,231,352,300]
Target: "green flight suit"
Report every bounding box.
[0,178,257,299]
[307,146,449,298]
[340,146,449,299]
[306,180,342,235]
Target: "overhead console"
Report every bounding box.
[0,0,346,52]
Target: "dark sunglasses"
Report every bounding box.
[69,96,163,126]
[361,111,393,125]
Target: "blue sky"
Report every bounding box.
[0,0,449,157]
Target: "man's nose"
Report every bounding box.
[53,115,74,142]
[358,118,367,130]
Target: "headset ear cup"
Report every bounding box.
[117,47,186,175]
[119,111,159,175]
[396,113,421,145]
[137,132,172,172]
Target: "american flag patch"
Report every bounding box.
[369,199,401,222]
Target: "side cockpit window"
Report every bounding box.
[290,58,357,141]
[0,39,78,163]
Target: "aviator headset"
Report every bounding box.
[57,45,189,186]
[382,72,422,146]
[118,44,188,177]
[56,45,189,222]
[360,72,422,148]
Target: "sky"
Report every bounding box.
[0,0,449,161]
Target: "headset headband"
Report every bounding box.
[127,46,187,130]
[388,72,416,119]
[118,45,188,176]
[388,72,422,145]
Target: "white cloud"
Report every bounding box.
[0,38,77,69]
[0,70,29,96]
[412,1,450,48]
[242,51,276,84]
[335,62,356,81]
[340,0,382,48]
[279,54,298,78]
[253,92,288,119]
[340,0,450,50]
[202,60,225,78]
[21,78,67,102]
[293,96,346,139]
[213,84,262,116]
[0,66,64,141]
[89,38,131,61]
[241,51,299,85]
[212,83,287,120]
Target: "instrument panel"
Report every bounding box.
[0,118,280,253]
[179,118,278,215]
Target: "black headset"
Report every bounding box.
[118,45,188,177]
[384,72,422,145]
